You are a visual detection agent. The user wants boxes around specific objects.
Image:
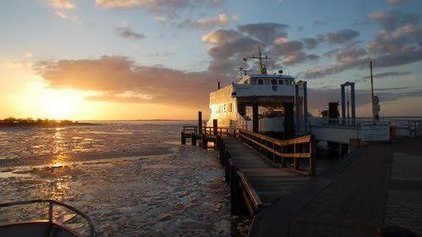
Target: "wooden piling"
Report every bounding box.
[225,153,231,183]
[310,136,316,176]
[252,103,259,133]
[230,165,240,215]
[181,131,186,145]
[198,111,202,135]
[201,134,207,149]
[191,133,196,146]
[213,119,218,136]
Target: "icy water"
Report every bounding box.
[0,121,249,236]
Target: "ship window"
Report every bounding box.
[278,80,283,85]
[271,79,277,85]
[258,79,263,85]
[250,79,256,85]
[264,79,270,85]
[284,79,289,85]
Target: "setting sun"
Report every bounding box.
[39,90,83,119]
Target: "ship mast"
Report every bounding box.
[243,46,268,74]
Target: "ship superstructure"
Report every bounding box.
[208,48,296,137]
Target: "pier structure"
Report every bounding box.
[340,81,356,124]
[181,113,422,237]
[181,111,317,217]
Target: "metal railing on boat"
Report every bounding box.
[0,199,99,237]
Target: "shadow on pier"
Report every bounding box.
[181,123,422,237]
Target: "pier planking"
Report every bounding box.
[181,124,315,217]
[222,137,311,210]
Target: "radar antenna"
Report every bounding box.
[243,46,269,74]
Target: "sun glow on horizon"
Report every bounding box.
[39,89,84,119]
[6,77,92,120]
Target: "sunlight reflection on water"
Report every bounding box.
[0,121,251,236]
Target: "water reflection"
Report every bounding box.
[52,128,66,166]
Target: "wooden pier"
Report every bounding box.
[180,123,316,218]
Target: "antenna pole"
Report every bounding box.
[370,61,375,122]
[258,47,264,74]
[243,47,269,74]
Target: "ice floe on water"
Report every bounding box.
[0,122,249,236]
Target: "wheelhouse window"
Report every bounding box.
[278,80,283,85]
[264,79,270,85]
[271,79,277,85]
[258,79,263,85]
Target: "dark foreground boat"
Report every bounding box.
[0,199,98,237]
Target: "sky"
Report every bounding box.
[1,0,422,120]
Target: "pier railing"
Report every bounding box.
[181,125,234,147]
[236,129,316,176]
[181,125,232,136]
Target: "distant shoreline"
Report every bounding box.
[0,122,97,128]
[0,119,98,128]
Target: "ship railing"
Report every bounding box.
[308,117,422,138]
[235,129,316,176]
[0,199,99,237]
[308,117,361,127]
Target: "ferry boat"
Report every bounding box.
[207,48,297,137]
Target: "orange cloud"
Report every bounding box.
[36,56,219,108]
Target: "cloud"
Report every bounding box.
[272,37,320,65]
[178,13,233,29]
[307,86,422,114]
[326,46,367,63]
[202,23,319,76]
[302,37,319,50]
[361,71,411,79]
[318,29,359,44]
[95,0,224,18]
[387,0,408,5]
[116,26,145,40]
[49,0,81,24]
[49,0,76,9]
[95,0,183,9]
[368,10,420,31]
[202,29,242,44]
[238,23,288,44]
[368,10,422,66]
[302,9,422,79]
[36,56,216,107]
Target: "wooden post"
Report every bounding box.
[283,102,295,138]
[201,134,207,149]
[310,136,316,176]
[225,158,232,183]
[213,119,218,136]
[198,111,202,135]
[230,166,240,215]
[191,133,196,146]
[294,143,299,171]
[181,131,186,145]
[252,103,259,133]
